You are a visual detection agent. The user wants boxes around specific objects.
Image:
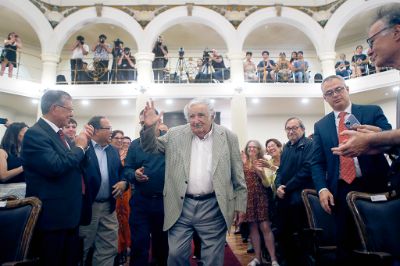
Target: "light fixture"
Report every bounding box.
[210,99,215,103]
[31,99,39,104]
[121,99,129,105]
[301,98,309,104]
[251,98,259,104]
[166,99,173,105]
[393,86,399,92]
[81,100,90,106]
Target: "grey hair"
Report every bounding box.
[41,90,72,115]
[285,117,305,130]
[183,98,215,121]
[321,74,347,90]
[371,4,400,28]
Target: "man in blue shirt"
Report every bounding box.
[123,110,168,266]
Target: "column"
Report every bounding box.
[319,51,336,78]
[41,53,59,88]
[134,52,154,84]
[227,52,244,84]
[230,89,247,149]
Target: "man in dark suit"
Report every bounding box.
[311,75,392,265]
[21,90,93,266]
[80,115,128,266]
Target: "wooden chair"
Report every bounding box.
[0,197,42,266]
[301,189,337,266]
[347,191,400,266]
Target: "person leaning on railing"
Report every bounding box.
[1,32,22,78]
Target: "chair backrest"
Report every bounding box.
[347,191,400,258]
[302,189,337,246]
[0,197,42,264]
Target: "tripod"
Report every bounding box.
[173,56,190,83]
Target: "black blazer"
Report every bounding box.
[22,118,85,230]
[311,104,392,196]
[80,141,123,225]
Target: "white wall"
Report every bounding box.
[375,98,396,128]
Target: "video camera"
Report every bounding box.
[202,49,212,64]
[178,47,184,59]
[114,38,123,48]
[99,34,107,44]
[124,47,131,55]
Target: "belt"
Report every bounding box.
[139,191,163,198]
[185,192,215,201]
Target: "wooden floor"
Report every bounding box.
[226,226,273,266]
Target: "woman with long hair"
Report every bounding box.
[243,140,279,266]
[0,122,28,183]
[0,32,22,78]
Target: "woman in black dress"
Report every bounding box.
[0,122,28,184]
[1,32,22,78]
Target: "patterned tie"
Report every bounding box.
[338,112,356,184]
[57,130,85,194]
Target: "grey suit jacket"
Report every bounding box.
[141,123,247,231]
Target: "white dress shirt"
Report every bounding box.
[186,128,214,195]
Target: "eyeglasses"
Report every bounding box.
[366,26,393,49]
[323,86,346,98]
[99,127,112,131]
[285,126,300,132]
[55,104,74,112]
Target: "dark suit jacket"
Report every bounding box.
[80,141,123,225]
[22,118,85,230]
[311,104,392,197]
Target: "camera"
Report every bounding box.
[202,49,212,64]
[76,35,85,45]
[114,38,123,48]
[99,34,106,44]
[124,47,130,55]
[0,118,8,125]
[178,47,184,59]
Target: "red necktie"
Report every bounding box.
[338,112,356,184]
[57,130,85,194]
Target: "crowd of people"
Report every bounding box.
[0,4,400,266]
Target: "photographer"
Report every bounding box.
[117,47,137,83]
[1,32,22,78]
[152,35,168,82]
[70,35,89,84]
[210,49,229,82]
[110,38,124,83]
[92,34,111,83]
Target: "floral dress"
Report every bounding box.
[244,163,269,223]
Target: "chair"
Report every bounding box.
[0,197,42,266]
[347,191,400,266]
[301,189,337,266]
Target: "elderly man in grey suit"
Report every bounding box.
[140,98,247,266]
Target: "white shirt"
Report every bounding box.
[72,44,89,59]
[186,128,214,195]
[333,103,362,177]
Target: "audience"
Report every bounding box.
[335,53,351,78]
[62,118,77,145]
[70,35,89,84]
[0,122,28,190]
[92,34,111,83]
[0,32,22,78]
[117,47,136,82]
[243,140,279,266]
[257,51,276,82]
[152,35,168,82]
[244,51,258,82]
[351,45,369,78]
[275,52,292,82]
[292,51,309,83]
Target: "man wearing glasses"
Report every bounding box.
[22,90,93,265]
[311,75,392,266]
[332,5,400,158]
[79,116,128,266]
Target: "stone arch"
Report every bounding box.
[237,6,324,54]
[0,0,53,53]
[325,0,400,52]
[143,6,238,52]
[53,6,144,56]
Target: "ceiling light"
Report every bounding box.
[31,99,39,104]
[81,100,90,106]
[301,98,309,104]
[393,86,399,92]
[166,99,173,105]
[385,92,389,96]
[251,98,259,104]
[210,99,215,103]
[121,100,129,105]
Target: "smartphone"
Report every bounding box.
[345,114,360,129]
[0,118,8,124]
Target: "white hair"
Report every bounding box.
[183,98,215,121]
